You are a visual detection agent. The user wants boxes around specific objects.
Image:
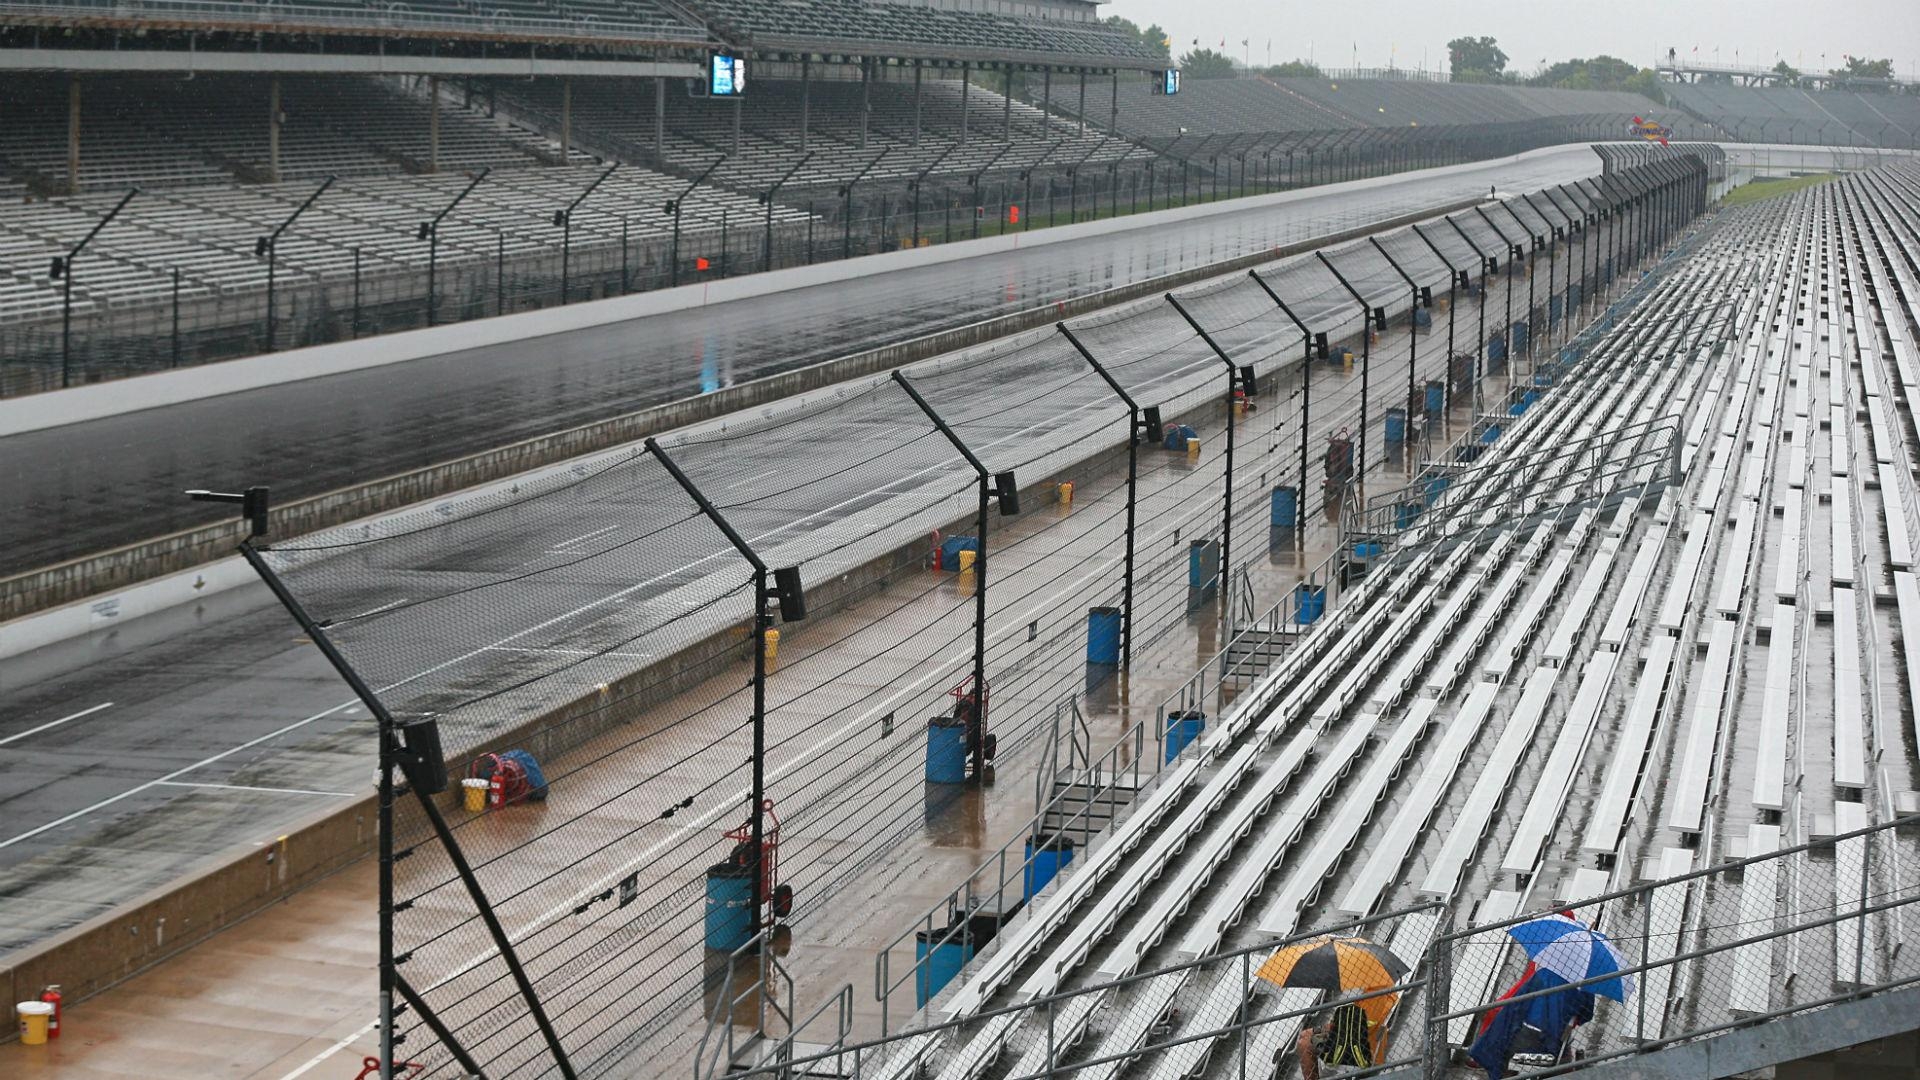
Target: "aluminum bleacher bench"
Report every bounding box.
[1727,823,1782,1016]
[1667,619,1739,835]
[1500,650,1621,882]
[1582,635,1678,856]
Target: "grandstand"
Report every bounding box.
[1664,79,1920,146]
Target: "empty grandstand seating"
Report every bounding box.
[1664,81,1920,145]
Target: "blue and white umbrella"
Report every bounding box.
[1505,914,1635,1002]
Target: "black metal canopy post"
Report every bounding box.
[1060,322,1149,671]
[418,168,484,329]
[206,489,572,1080]
[841,148,891,261]
[1166,292,1245,603]
[1521,192,1565,350]
[1370,236,1422,432]
[1022,139,1066,227]
[1317,252,1378,498]
[1066,136,1113,224]
[1444,214,1493,416]
[1497,200,1541,374]
[665,154,724,287]
[892,370,1017,778]
[262,174,334,348]
[761,152,814,273]
[1251,268,1315,528]
[968,143,1013,239]
[556,162,617,303]
[54,186,137,388]
[648,438,804,943]
[1543,185,1587,327]
[1410,222,1461,419]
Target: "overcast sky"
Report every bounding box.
[1109,0,1920,81]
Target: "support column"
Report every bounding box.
[800,57,811,154]
[860,59,872,149]
[913,65,922,145]
[1110,71,1118,135]
[733,94,742,155]
[1077,70,1086,134]
[1003,68,1013,141]
[427,75,441,174]
[1042,70,1052,133]
[653,76,665,161]
[560,78,572,165]
[267,76,282,184]
[66,76,81,195]
[960,64,970,143]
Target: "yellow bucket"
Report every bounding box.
[764,628,781,662]
[1187,438,1202,459]
[17,1002,52,1045]
[1057,481,1074,505]
[462,778,489,813]
[957,549,977,572]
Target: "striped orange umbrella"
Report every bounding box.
[1255,935,1407,1026]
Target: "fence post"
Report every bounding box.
[1319,254,1376,498]
[351,247,362,339]
[1166,293,1244,603]
[1637,890,1652,1043]
[894,370,1018,781]
[621,216,630,293]
[496,231,505,317]
[1425,909,1454,1080]
[648,438,808,956]
[1249,269,1314,533]
[1060,323,1149,671]
[213,492,560,1080]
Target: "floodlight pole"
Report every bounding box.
[893,370,1016,779]
[1059,322,1147,671]
[665,154,724,287]
[556,162,617,302]
[420,167,485,328]
[760,152,813,273]
[1370,236,1422,430]
[261,174,333,349]
[1250,268,1315,530]
[841,148,891,261]
[910,144,958,247]
[55,186,137,388]
[1167,292,1244,607]
[1318,253,1376,497]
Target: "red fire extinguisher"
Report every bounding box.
[488,768,505,808]
[40,985,61,1040]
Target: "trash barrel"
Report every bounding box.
[1424,474,1452,506]
[1425,379,1446,416]
[1512,321,1530,355]
[1270,485,1299,528]
[914,925,975,1008]
[1385,407,1407,445]
[1164,710,1206,763]
[1294,584,1326,625]
[1396,502,1422,530]
[1188,539,1221,590]
[462,778,488,813]
[939,536,978,571]
[1086,607,1122,666]
[1412,307,1432,329]
[704,862,755,953]
[926,715,969,783]
[1487,334,1508,368]
[1023,833,1077,901]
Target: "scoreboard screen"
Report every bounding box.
[710,53,747,96]
[1152,69,1181,95]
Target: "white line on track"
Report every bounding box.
[0,701,113,747]
[156,780,360,798]
[0,699,358,849]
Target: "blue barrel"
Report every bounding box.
[1086,607,1122,665]
[926,716,969,783]
[1425,379,1445,416]
[704,863,755,952]
[1487,334,1507,365]
[1550,294,1563,321]
[1481,424,1502,445]
[1412,307,1432,329]
[1353,541,1384,560]
[1294,584,1326,625]
[1163,424,1198,451]
[1023,834,1077,900]
[1270,485,1299,528]
[1164,710,1206,763]
[1188,539,1220,590]
[1512,321,1530,356]
[1385,407,1408,445]
[1424,474,1451,506]
[1396,502,1422,530]
[1508,399,1528,417]
[914,926,975,1007]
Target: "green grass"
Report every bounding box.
[1719,172,1835,208]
